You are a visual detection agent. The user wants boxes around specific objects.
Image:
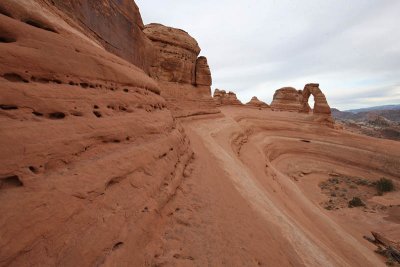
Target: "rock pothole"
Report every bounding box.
[0,175,23,189]
[48,112,66,119]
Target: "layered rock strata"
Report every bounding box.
[0,1,194,265]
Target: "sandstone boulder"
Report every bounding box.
[246,96,270,108]
[213,89,243,105]
[270,87,302,111]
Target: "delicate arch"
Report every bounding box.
[300,83,331,114]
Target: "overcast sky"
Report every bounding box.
[136,0,400,110]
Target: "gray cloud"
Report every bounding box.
[136,0,400,110]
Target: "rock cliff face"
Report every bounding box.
[246,96,270,108]
[270,87,303,111]
[43,0,155,73]
[213,89,243,105]
[0,1,194,265]
[143,23,218,117]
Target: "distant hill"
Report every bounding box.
[332,108,400,123]
[332,105,400,141]
[344,104,400,114]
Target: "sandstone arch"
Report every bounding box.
[300,83,331,114]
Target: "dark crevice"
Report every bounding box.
[0,6,12,17]
[23,19,58,33]
[112,242,124,251]
[301,140,311,143]
[159,152,167,159]
[3,73,29,83]
[105,176,123,190]
[32,111,43,117]
[93,111,102,118]
[80,83,89,88]
[1,175,23,189]
[0,104,18,110]
[48,112,66,119]
[28,166,39,174]
[37,78,50,83]
[0,36,16,43]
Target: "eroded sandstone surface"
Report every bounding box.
[0,1,194,265]
[0,1,399,266]
[143,23,218,118]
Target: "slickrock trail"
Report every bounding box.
[1,1,399,266]
[144,107,398,266]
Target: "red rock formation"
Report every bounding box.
[213,89,243,105]
[271,84,331,115]
[144,23,200,84]
[143,23,218,117]
[0,1,194,265]
[246,96,270,108]
[270,87,302,111]
[300,83,331,114]
[2,2,382,267]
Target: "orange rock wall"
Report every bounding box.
[0,1,194,265]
